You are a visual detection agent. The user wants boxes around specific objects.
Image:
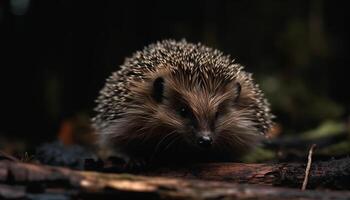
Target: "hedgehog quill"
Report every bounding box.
[93,40,273,166]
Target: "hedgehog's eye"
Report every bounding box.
[178,106,190,118]
[234,82,241,103]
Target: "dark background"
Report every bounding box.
[0,0,349,151]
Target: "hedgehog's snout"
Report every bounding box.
[196,131,213,148]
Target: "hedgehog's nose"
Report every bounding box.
[197,136,213,148]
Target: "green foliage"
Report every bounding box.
[301,120,346,140]
[242,147,276,163]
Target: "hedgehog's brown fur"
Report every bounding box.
[93,40,273,164]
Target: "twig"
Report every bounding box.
[302,144,316,190]
[0,151,18,162]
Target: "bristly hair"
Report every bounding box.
[92,39,273,161]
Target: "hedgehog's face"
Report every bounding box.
[128,71,263,153]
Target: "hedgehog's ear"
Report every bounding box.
[152,77,164,103]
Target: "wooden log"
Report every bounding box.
[3,158,350,190]
[100,157,350,190]
[1,160,350,200]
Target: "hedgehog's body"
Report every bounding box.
[93,40,273,165]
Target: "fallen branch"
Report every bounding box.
[263,133,349,162]
[264,132,347,150]
[1,160,350,200]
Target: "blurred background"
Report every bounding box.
[0,0,349,160]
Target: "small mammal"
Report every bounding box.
[93,40,273,166]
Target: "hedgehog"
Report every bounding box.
[92,40,273,166]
